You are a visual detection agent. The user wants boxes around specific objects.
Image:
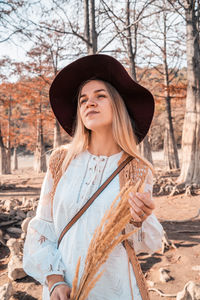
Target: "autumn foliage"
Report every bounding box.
[0,77,55,151]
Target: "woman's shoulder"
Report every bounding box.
[121,152,151,173]
[50,144,69,157]
[49,145,69,173]
[132,155,153,173]
[121,153,153,184]
[131,157,154,188]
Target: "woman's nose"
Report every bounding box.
[86,97,97,107]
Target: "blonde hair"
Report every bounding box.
[61,79,154,173]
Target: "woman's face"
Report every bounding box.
[79,80,113,132]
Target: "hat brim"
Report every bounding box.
[49,54,154,143]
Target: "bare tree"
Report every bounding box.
[167,0,200,190]
[0,0,24,42]
[126,0,154,163]
[140,0,185,169]
[29,0,96,55]
[178,0,200,187]
[162,11,179,170]
[160,2,180,169]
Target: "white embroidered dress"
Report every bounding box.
[23,150,163,300]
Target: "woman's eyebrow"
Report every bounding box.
[94,89,106,93]
[80,89,106,98]
[80,94,86,99]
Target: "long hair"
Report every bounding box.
[61,79,154,173]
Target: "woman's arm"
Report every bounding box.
[23,166,71,299]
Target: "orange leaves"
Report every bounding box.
[0,75,54,150]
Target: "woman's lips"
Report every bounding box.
[86,111,99,117]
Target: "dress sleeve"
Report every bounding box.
[23,167,65,285]
[126,168,164,254]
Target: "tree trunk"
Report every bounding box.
[126,0,137,81]
[88,0,97,54]
[13,146,18,170]
[163,96,179,169]
[125,0,152,162]
[34,116,47,173]
[178,1,200,184]
[0,132,9,174]
[3,96,12,174]
[162,9,179,169]
[5,148,11,174]
[139,135,153,164]
[0,142,7,175]
[0,146,7,174]
[53,119,62,149]
[84,0,90,53]
[0,126,7,174]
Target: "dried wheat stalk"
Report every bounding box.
[70,179,144,300]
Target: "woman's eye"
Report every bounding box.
[80,99,87,105]
[97,94,105,98]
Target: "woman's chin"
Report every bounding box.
[84,123,111,133]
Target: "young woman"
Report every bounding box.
[23,54,163,300]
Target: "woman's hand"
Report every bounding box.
[128,191,155,223]
[50,284,71,300]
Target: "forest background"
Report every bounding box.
[0,0,199,192]
[0,1,200,299]
[1,0,199,183]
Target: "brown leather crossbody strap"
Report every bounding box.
[57,155,133,248]
[124,239,150,300]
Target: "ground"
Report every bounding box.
[0,153,200,300]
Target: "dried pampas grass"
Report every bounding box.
[70,179,144,300]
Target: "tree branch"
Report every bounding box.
[0,29,22,43]
[100,0,126,25]
[167,0,186,20]
[98,9,162,53]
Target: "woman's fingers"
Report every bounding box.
[135,192,155,210]
[131,195,152,216]
[128,191,155,222]
[130,207,142,222]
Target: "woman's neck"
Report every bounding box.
[88,130,122,157]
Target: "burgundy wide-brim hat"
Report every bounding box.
[49,54,154,143]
